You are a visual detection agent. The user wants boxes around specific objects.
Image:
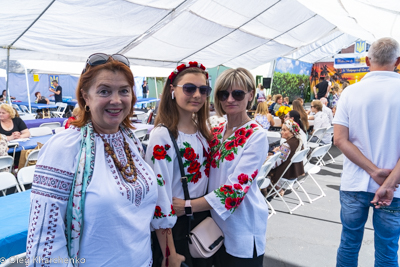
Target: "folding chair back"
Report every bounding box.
[17,165,36,191]
[62,119,68,127]
[134,128,148,141]
[0,172,21,195]
[12,104,23,113]
[39,122,61,129]
[308,127,327,142]
[25,149,40,167]
[307,144,332,161]
[20,105,31,114]
[267,131,281,138]
[52,103,68,117]
[0,155,14,172]
[29,127,53,137]
[146,109,154,124]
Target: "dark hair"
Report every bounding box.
[154,67,211,141]
[288,110,304,132]
[35,92,40,97]
[71,58,136,129]
[52,80,58,83]
[292,99,309,131]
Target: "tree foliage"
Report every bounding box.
[271,72,310,101]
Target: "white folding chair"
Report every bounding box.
[55,127,66,134]
[20,105,32,114]
[8,142,19,161]
[307,127,327,149]
[265,148,310,214]
[51,102,68,118]
[62,119,68,127]
[0,155,14,173]
[295,144,331,203]
[320,126,335,165]
[256,153,281,218]
[134,128,148,141]
[39,122,61,129]
[17,165,36,191]
[1,252,26,266]
[12,104,23,114]
[29,126,53,137]
[0,173,21,196]
[24,149,40,167]
[266,131,281,138]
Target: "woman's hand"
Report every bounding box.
[162,253,185,267]
[172,197,186,217]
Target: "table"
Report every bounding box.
[0,190,31,258]
[23,118,66,129]
[8,135,53,154]
[14,102,58,109]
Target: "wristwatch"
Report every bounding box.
[185,200,193,216]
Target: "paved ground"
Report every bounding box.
[263,145,387,267]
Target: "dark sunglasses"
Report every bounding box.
[82,53,130,74]
[176,83,212,97]
[217,90,247,102]
[311,105,315,108]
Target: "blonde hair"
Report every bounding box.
[0,104,15,119]
[213,68,256,117]
[267,94,272,101]
[72,106,81,117]
[255,102,269,116]
[312,100,323,112]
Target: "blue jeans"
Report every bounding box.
[337,191,400,267]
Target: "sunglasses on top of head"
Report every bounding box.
[216,90,248,102]
[82,53,130,74]
[175,83,212,97]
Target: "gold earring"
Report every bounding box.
[84,105,90,112]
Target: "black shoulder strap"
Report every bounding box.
[160,125,191,201]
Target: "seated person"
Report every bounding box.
[309,100,331,144]
[283,97,290,107]
[319,97,333,124]
[34,92,49,104]
[254,101,274,130]
[272,94,283,116]
[65,106,80,129]
[262,120,304,196]
[0,103,30,141]
[0,90,16,102]
[284,110,307,148]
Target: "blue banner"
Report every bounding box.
[340,67,370,73]
[335,58,356,64]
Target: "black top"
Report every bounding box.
[316,80,329,99]
[142,84,148,93]
[0,117,28,136]
[54,85,63,103]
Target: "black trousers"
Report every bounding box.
[152,211,214,267]
[213,243,263,267]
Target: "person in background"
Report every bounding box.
[310,100,331,144]
[313,75,331,100]
[0,103,30,141]
[266,94,273,106]
[254,101,274,130]
[0,90,16,102]
[271,94,283,116]
[283,97,290,107]
[319,97,333,124]
[64,106,80,129]
[331,84,341,108]
[49,80,62,103]
[284,110,307,148]
[256,84,266,103]
[341,81,349,91]
[26,53,159,267]
[334,37,400,267]
[292,99,309,132]
[142,80,149,109]
[34,92,49,104]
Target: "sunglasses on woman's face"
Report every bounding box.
[217,90,247,102]
[175,83,212,97]
[82,53,130,74]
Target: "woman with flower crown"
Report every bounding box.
[173,68,269,267]
[145,62,213,267]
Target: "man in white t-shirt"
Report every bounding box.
[333,37,400,267]
[320,97,333,124]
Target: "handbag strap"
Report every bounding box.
[161,125,191,201]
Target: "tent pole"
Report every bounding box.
[6,47,11,104]
[154,77,158,100]
[24,66,32,113]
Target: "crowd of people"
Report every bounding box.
[17,37,400,267]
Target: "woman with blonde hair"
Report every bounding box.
[254,101,274,130]
[292,99,309,132]
[0,103,30,141]
[331,83,341,108]
[266,94,273,106]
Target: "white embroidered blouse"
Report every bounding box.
[26,127,158,267]
[204,121,269,258]
[145,126,210,230]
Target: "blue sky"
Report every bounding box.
[275,57,313,76]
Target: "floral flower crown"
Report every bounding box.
[168,61,208,83]
[284,119,301,135]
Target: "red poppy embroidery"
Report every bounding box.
[235,128,246,137]
[183,147,196,161]
[238,173,249,185]
[211,159,217,168]
[169,205,176,217]
[151,144,172,163]
[250,123,259,128]
[212,127,224,135]
[224,140,236,150]
[220,185,234,195]
[225,152,235,161]
[244,128,253,138]
[233,183,243,190]
[191,171,202,184]
[154,206,166,219]
[210,137,220,148]
[225,197,239,210]
[251,170,258,179]
[234,135,247,147]
[244,186,250,193]
[187,160,201,174]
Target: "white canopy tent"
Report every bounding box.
[1,0,399,88]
